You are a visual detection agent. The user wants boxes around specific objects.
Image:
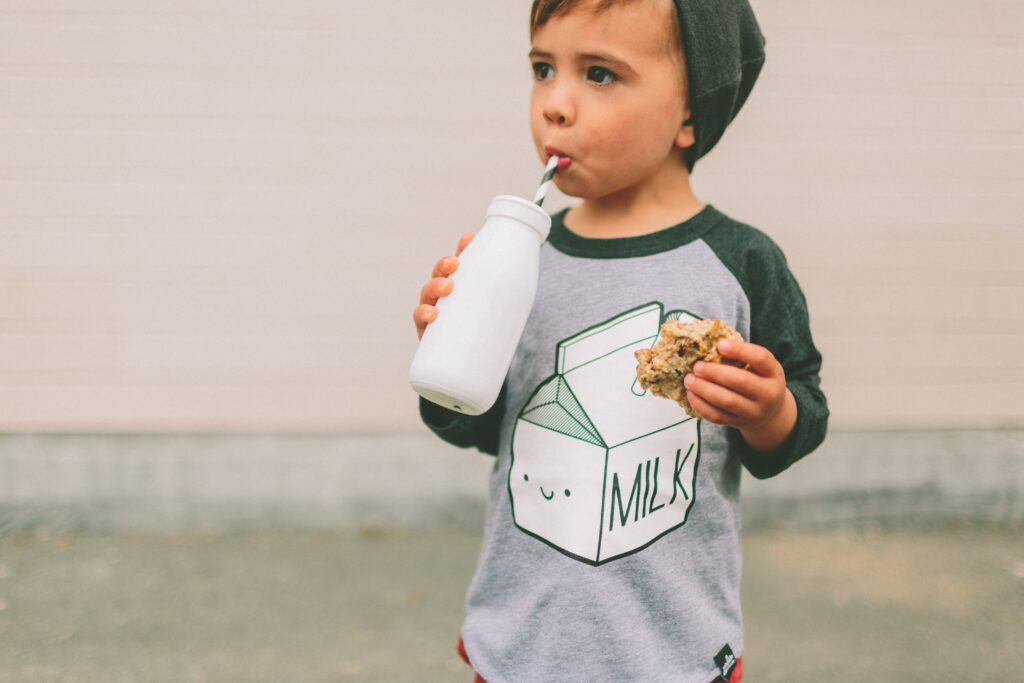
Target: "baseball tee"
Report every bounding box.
[419,202,829,682]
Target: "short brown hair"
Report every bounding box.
[529,0,684,69]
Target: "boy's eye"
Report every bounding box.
[532,62,554,81]
[587,66,617,85]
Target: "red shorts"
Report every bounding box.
[456,636,743,682]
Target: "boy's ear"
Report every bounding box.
[675,115,696,150]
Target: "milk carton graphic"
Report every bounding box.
[509,302,702,565]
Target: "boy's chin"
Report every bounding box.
[552,178,590,201]
[554,172,630,202]
[556,186,607,202]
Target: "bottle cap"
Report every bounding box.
[487,195,552,242]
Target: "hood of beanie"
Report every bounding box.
[672,0,766,172]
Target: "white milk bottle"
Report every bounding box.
[409,194,551,415]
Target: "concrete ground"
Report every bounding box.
[0,525,1021,683]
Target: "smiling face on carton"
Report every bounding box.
[528,0,695,201]
[510,419,608,560]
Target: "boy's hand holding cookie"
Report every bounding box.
[684,339,798,454]
[634,320,798,454]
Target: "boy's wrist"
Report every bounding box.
[739,388,798,454]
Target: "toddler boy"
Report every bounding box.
[413,0,829,680]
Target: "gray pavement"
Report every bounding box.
[0,525,1021,682]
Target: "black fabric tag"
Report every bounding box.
[714,644,736,680]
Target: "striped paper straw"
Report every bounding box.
[533,155,559,207]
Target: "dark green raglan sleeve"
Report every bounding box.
[702,221,830,479]
[418,378,506,456]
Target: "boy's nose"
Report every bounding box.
[543,89,575,127]
[544,106,574,127]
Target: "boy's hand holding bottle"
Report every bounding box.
[413,232,474,341]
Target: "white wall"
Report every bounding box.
[1,0,1022,433]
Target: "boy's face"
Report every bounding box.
[529,0,694,201]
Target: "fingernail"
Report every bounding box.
[683,374,695,387]
[693,361,704,374]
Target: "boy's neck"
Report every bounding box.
[564,163,705,239]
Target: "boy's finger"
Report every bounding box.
[413,305,437,340]
[691,361,760,401]
[419,280,438,306]
[455,232,474,257]
[432,256,458,279]
[686,390,741,427]
[414,304,437,326]
[684,373,756,420]
[419,277,453,306]
[717,339,777,377]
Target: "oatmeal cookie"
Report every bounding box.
[634,319,747,418]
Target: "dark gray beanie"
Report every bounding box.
[672,0,766,172]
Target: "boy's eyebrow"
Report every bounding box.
[528,48,636,75]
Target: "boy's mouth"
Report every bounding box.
[545,146,573,171]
